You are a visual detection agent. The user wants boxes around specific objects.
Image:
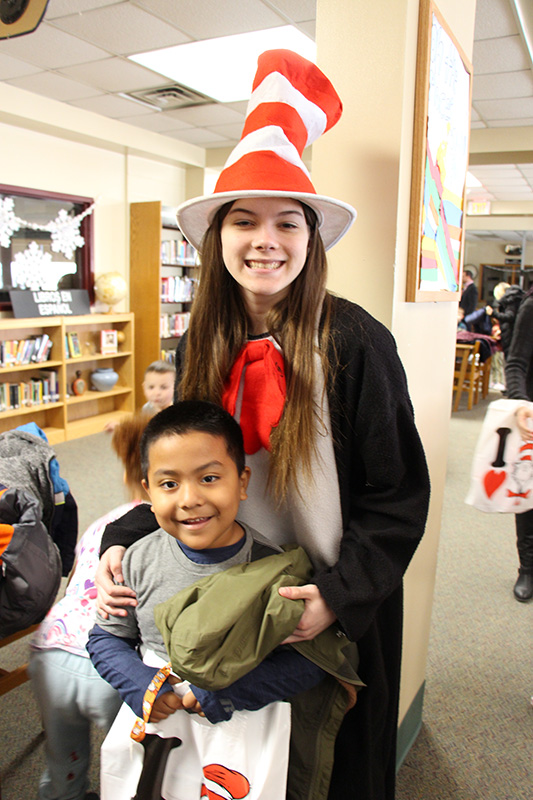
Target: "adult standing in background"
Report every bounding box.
[96,50,430,800]
[504,286,533,602]
[460,269,479,317]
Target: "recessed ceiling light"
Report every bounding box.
[129,26,316,103]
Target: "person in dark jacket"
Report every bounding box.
[486,282,524,357]
[95,49,430,800]
[459,269,478,316]
[504,287,533,601]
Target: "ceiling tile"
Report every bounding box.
[475,96,533,119]
[205,122,245,141]
[44,0,121,19]
[470,120,487,128]
[471,165,521,176]
[493,191,533,200]
[489,117,533,127]
[472,35,530,74]
[165,103,245,126]
[473,70,533,101]
[0,53,42,79]
[133,0,286,40]
[473,0,518,39]
[119,112,194,132]
[5,70,99,101]
[58,57,167,93]
[224,100,250,115]
[263,0,316,23]
[0,22,109,68]
[164,127,229,144]
[69,92,155,117]
[51,4,190,55]
[296,19,315,38]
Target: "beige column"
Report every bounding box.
[313,0,477,747]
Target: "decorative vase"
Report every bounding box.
[90,368,119,392]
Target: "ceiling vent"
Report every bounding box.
[124,84,214,111]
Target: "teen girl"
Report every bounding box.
[97,49,430,800]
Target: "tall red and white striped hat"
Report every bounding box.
[177,49,356,252]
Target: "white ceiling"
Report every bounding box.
[0,0,532,203]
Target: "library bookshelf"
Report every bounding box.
[0,313,135,444]
[129,201,197,408]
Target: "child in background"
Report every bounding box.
[141,360,176,415]
[88,401,361,799]
[29,415,151,800]
[104,360,175,432]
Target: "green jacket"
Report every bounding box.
[154,545,364,799]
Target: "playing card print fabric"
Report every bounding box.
[465,399,533,513]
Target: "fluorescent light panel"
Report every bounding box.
[129,26,316,103]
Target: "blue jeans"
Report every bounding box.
[29,648,122,800]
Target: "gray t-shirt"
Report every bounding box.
[96,522,276,661]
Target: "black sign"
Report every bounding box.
[10,289,91,318]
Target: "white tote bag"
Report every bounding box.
[101,697,291,800]
[465,398,533,513]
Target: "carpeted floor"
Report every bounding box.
[0,397,531,799]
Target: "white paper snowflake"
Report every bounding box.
[11,241,53,290]
[48,209,85,260]
[0,198,21,248]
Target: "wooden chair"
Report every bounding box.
[477,354,492,401]
[0,624,39,696]
[453,341,481,411]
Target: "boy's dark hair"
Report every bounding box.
[140,400,245,480]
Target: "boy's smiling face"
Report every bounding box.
[142,431,250,550]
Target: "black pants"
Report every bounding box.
[515,508,533,571]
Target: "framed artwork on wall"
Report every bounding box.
[405,0,473,302]
[0,184,95,311]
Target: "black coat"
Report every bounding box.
[505,293,533,401]
[101,295,430,800]
[491,285,524,357]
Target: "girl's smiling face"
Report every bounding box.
[220,197,310,312]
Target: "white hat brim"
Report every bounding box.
[176,190,357,252]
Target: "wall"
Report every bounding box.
[0,85,203,315]
[314,0,477,745]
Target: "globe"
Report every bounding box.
[94,272,127,313]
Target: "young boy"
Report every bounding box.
[105,360,175,432]
[88,402,361,797]
[141,360,175,416]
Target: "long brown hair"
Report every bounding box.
[177,200,332,500]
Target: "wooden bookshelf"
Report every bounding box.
[129,201,197,408]
[0,313,135,443]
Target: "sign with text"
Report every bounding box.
[10,289,91,318]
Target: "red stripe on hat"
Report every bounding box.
[215,151,316,195]
[252,49,342,132]
[242,103,308,155]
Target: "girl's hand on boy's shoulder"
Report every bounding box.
[95,545,137,619]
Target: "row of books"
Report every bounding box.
[160,312,191,339]
[160,349,176,365]
[161,276,196,303]
[0,370,60,412]
[161,239,197,266]
[0,334,53,367]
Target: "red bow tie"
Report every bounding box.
[222,340,286,454]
